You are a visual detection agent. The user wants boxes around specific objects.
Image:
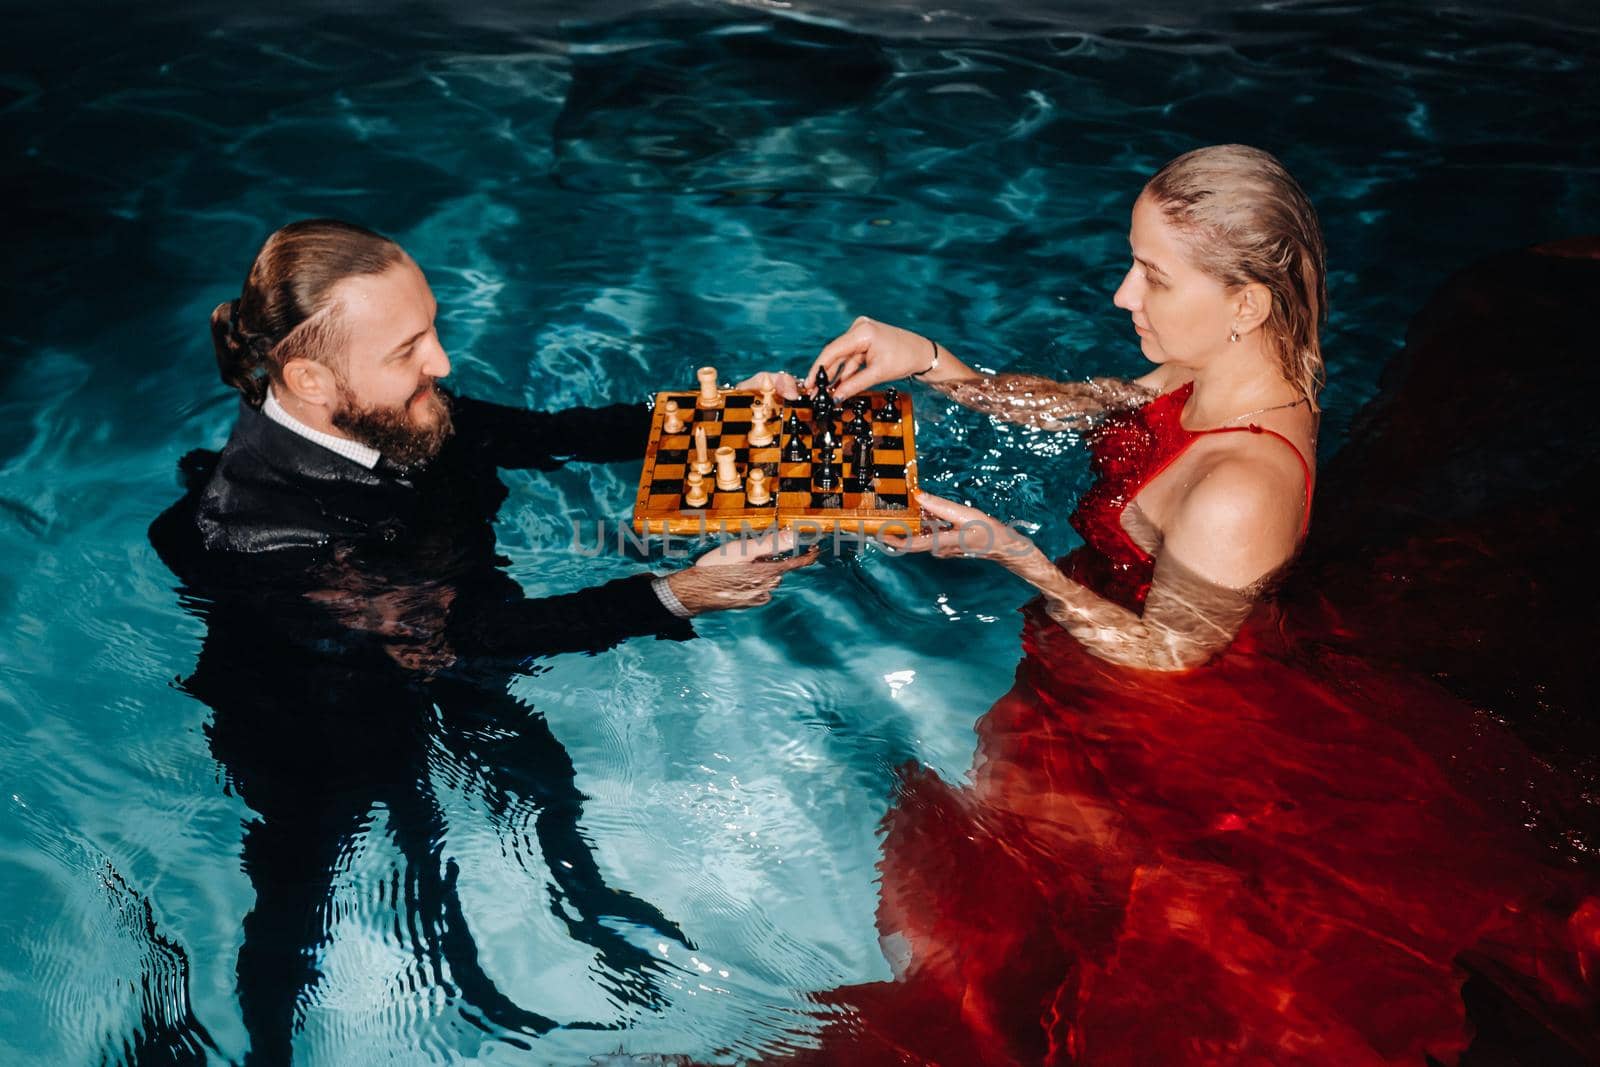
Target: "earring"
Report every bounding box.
[1229,329,1240,343]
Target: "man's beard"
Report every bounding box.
[331,381,455,470]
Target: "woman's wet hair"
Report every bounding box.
[210,219,405,407]
[1144,145,1328,407]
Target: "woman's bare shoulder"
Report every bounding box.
[1162,448,1309,588]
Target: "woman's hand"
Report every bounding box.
[666,527,819,614]
[807,317,939,400]
[731,370,803,400]
[880,492,1041,568]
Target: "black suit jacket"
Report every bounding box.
[150,392,692,666]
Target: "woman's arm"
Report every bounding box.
[1008,546,1258,671]
[926,371,1156,431]
[1018,460,1301,668]
[900,469,1298,670]
[807,318,1154,430]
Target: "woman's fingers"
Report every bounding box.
[914,491,983,525]
[878,532,935,554]
[771,371,803,400]
[809,325,872,389]
[831,353,874,399]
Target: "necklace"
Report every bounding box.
[1215,396,1307,427]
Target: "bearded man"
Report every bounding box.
[148,219,807,1063]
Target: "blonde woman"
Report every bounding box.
[809,143,1324,670]
[766,147,1599,1065]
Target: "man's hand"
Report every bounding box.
[665,527,819,614]
[731,370,803,400]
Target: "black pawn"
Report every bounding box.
[814,449,840,491]
[877,386,902,424]
[781,409,809,463]
[845,406,870,442]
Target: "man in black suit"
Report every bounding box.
[150,219,809,1063]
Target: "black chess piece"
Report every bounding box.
[812,390,834,430]
[848,431,875,492]
[878,386,902,424]
[781,409,809,463]
[813,367,835,422]
[845,406,870,441]
[814,449,840,491]
[817,422,841,462]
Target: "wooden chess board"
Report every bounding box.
[632,389,920,536]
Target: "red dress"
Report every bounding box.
[785,387,1600,1066]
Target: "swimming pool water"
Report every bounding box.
[3,1,1598,1062]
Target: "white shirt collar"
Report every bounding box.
[261,388,382,470]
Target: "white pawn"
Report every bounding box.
[662,399,685,434]
[747,405,773,447]
[746,467,771,505]
[684,470,708,507]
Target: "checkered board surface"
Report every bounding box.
[632,389,921,536]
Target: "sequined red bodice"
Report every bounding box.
[1065,383,1312,612]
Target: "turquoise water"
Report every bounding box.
[3,2,1598,1063]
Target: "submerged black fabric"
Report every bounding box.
[147,392,696,1061]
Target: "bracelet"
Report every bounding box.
[911,336,940,379]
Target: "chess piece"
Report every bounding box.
[662,399,685,434]
[714,446,741,491]
[746,467,771,505]
[817,422,841,463]
[845,406,869,441]
[878,386,902,424]
[813,389,834,429]
[814,449,840,491]
[696,366,724,409]
[781,409,809,463]
[812,366,835,423]
[759,383,778,420]
[849,431,875,491]
[684,470,708,507]
[748,405,774,447]
[692,426,713,474]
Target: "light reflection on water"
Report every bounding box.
[2,1,1598,1062]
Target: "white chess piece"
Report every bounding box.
[692,426,713,474]
[696,366,723,409]
[684,470,708,507]
[714,446,741,491]
[662,399,685,434]
[747,405,774,447]
[746,467,771,505]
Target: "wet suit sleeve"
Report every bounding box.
[446,572,694,664]
[451,395,649,470]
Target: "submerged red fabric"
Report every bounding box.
[776,388,1600,1066]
